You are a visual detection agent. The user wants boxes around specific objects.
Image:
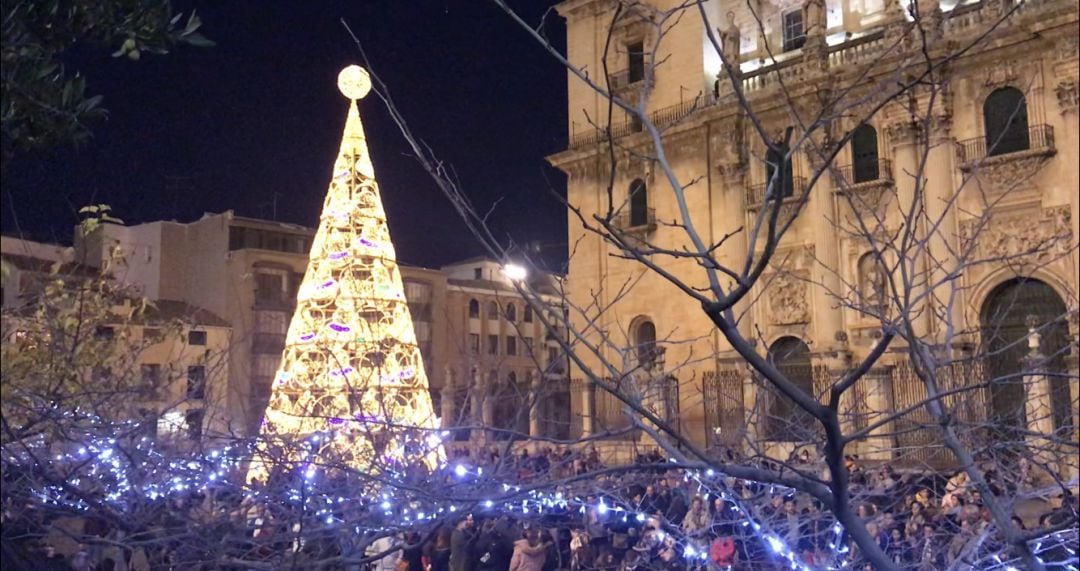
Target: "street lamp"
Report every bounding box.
[502,263,528,282]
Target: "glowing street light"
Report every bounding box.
[502,263,528,282]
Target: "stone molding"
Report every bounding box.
[963,148,1055,193]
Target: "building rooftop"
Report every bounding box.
[136,299,231,328]
[0,252,98,277]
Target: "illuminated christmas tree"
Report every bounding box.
[248,66,441,484]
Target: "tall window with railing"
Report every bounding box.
[765,147,794,199]
[627,41,645,83]
[629,179,649,227]
[984,87,1029,156]
[851,124,880,183]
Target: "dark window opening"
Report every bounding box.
[254,272,286,306]
[186,409,204,440]
[468,299,480,319]
[229,227,309,254]
[636,320,657,370]
[505,303,516,322]
[141,364,162,393]
[524,305,534,323]
[765,147,795,198]
[627,41,645,83]
[187,330,207,346]
[629,179,649,227]
[186,365,206,399]
[782,10,806,52]
[851,124,880,183]
[95,326,115,340]
[506,336,517,356]
[487,334,499,355]
[984,87,1030,156]
[469,333,480,355]
[474,267,483,280]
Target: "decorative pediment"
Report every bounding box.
[984,60,1020,89]
[961,206,1072,267]
[761,244,816,326]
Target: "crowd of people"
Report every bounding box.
[1,444,1076,570]
[359,446,1077,571]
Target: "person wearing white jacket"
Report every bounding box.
[366,534,401,571]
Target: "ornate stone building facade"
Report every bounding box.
[548,0,1078,462]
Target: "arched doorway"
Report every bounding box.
[980,278,1070,436]
[765,337,816,441]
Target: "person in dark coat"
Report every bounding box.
[474,519,512,571]
[400,532,425,571]
[448,515,475,571]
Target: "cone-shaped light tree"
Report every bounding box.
[248,66,441,484]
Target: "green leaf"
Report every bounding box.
[182,33,215,48]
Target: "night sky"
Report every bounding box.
[2,1,568,270]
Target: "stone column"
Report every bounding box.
[442,366,457,430]
[924,113,962,346]
[808,150,844,352]
[1067,316,1080,482]
[529,373,542,438]
[1022,328,1056,470]
[481,370,495,429]
[863,366,895,460]
[885,121,931,339]
[581,380,595,437]
[1054,79,1079,297]
[468,366,484,442]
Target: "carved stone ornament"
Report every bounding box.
[884,120,921,146]
[967,150,1054,193]
[1056,80,1078,113]
[767,271,811,325]
[961,206,1073,265]
[1056,35,1079,64]
[984,60,1020,89]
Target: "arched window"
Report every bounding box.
[765,337,816,441]
[984,87,1030,156]
[487,301,499,320]
[851,124,880,183]
[629,179,649,227]
[980,278,1070,437]
[635,320,657,370]
[523,305,534,323]
[505,303,516,322]
[765,147,795,198]
[468,299,480,319]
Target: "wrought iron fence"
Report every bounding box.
[746,176,806,209]
[703,368,746,449]
[612,207,656,232]
[833,158,893,187]
[956,124,1054,165]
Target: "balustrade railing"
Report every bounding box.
[956,124,1054,166]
